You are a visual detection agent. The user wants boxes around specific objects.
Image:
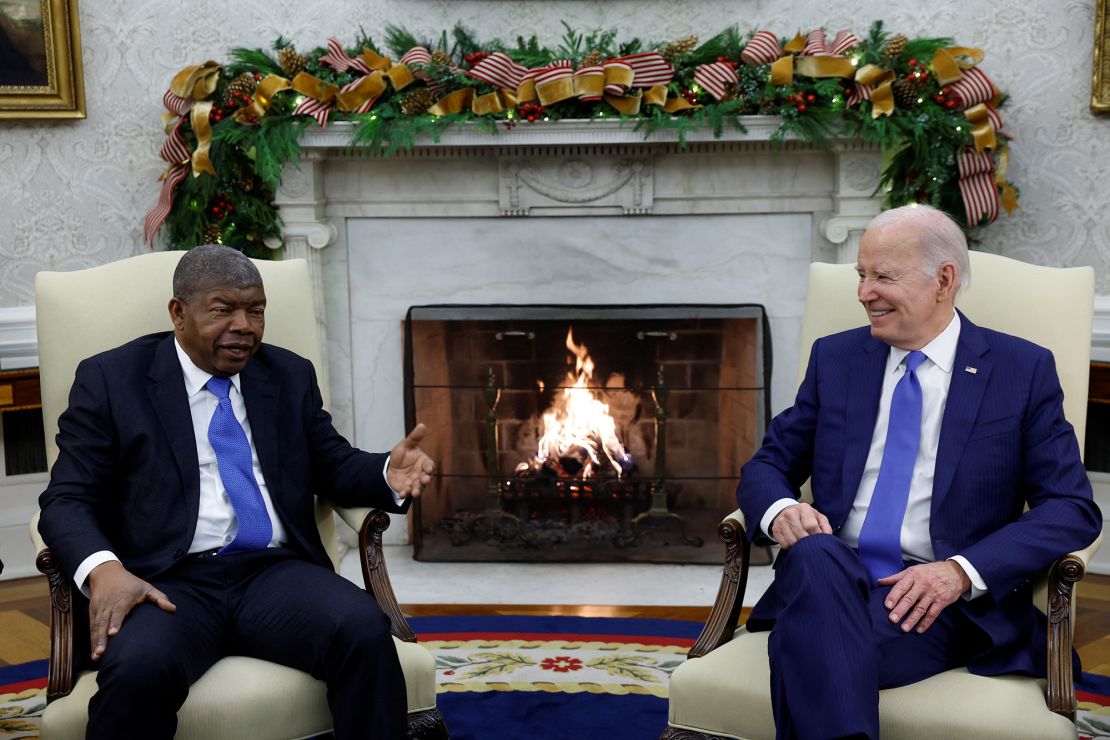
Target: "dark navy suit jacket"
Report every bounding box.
[738,311,1101,675]
[39,332,410,586]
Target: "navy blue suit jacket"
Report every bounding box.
[738,311,1101,675]
[39,332,410,585]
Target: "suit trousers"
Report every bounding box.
[86,547,407,740]
[766,534,983,740]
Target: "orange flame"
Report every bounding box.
[531,328,631,478]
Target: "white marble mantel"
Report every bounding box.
[275,116,883,426]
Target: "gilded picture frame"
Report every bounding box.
[0,0,85,119]
[1094,0,1110,113]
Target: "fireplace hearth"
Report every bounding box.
[405,304,770,563]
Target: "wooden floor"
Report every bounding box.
[5,574,1110,673]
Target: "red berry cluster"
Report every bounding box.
[208,193,235,220]
[904,58,930,85]
[210,89,255,123]
[933,85,960,110]
[681,87,700,105]
[715,55,740,69]
[464,51,490,67]
[518,101,545,122]
[786,91,817,113]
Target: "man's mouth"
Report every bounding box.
[869,309,893,318]
[219,344,252,358]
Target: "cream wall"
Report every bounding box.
[0,0,1108,299]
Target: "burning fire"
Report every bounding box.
[518,328,633,479]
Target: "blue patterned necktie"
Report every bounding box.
[205,376,272,554]
[857,350,927,582]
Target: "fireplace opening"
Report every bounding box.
[404,305,770,563]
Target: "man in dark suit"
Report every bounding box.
[737,205,1101,739]
[39,244,435,739]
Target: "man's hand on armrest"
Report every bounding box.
[769,502,833,549]
[87,561,176,661]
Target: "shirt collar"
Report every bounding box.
[174,337,242,397]
[885,310,960,375]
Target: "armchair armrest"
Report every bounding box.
[688,508,751,659]
[331,505,417,643]
[1046,528,1103,720]
[29,511,76,703]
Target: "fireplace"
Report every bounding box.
[404,305,769,563]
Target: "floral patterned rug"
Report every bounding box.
[5,618,1110,740]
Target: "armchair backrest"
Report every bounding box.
[797,251,1094,449]
[35,251,340,566]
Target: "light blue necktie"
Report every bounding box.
[205,376,272,554]
[857,350,927,582]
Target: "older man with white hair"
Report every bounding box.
[737,205,1101,739]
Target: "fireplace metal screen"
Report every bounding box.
[404,304,770,563]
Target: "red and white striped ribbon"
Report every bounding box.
[957,148,1000,225]
[803,29,860,56]
[320,38,371,75]
[293,96,331,127]
[617,51,674,86]
[163,89,191,117]
[741,30,781,65]
[846,81,871,107]
[467,51,527,90]
[143,164,189,245]
[400,46,432,67]
[985,104,1004,131]
[533,59,572,83]
[693,62,739,101]
[949,67,996,110]
[340,76,377,114]
[603,61,633,95]
[158,118,191,166]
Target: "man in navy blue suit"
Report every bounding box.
[737,205,1101,739]
[39,245,436,739]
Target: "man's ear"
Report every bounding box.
[936,262,957,301]
[168,297,184,331]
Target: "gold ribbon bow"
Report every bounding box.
[292,72,339,106]
[233,74,292,123]
[769,33,856,87]
[995,143,1019,215]
[427,88,518,116]
[854,64,897,118]
[359,49,415,93]
[931,47,985,87]
[963,103,997,152]
[163,62,222,176]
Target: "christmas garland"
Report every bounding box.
[145,22,1016,257]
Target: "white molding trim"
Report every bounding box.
[0,305,37,370]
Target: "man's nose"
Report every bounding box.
[228,310,252,332]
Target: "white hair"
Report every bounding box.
[865,205,971,298]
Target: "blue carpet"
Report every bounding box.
[410,615,703,740]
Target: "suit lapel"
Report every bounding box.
[840,335,888,520]
[146,335,201,514]
[240,354,283,506]
[932,312,991,514]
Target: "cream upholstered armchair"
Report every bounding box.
[30,252,446,740]
[663,251,1103,740]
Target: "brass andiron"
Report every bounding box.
[452,367,522,545]
[619,364,703,547]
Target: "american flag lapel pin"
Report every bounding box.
[964,366,978,374]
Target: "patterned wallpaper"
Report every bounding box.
[2,0,1108,305]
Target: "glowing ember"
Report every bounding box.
[518,328,633,478]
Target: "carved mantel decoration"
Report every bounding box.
[275,118,884,341]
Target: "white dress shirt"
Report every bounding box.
[74,338,402,594]
[760,311,987,597]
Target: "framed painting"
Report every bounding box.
[0,0,85,119]
[1094,0,1110,113]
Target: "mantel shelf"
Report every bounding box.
[296,116,874,152]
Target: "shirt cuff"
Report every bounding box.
[760,498,801,542]
[382,454,405,506]
[947,555,988,600]
[75,551,120,598]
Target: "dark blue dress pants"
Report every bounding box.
[765,534,982,740]
[86,547,406,740]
